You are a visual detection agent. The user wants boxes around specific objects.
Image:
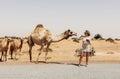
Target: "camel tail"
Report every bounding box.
[19,38,23,52]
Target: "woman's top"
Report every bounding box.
[81,36,91,52]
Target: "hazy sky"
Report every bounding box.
[0,0,120,38]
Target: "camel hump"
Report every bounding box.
[34,24,44,33]
[13,39,21,47]
[1,36,9,47]
[36,24,44,28]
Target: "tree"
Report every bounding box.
[94,34,103,40]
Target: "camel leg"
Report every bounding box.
[45,48,48,62]
[3,52,5,62]
[29,46,33,62]
[36,45,43,63]
[19,48,22,52]
[0,51,3,61]
[14,51,17,60]
[10,49,14,59]
[45,43,51,62]
[28,36,34,62]
[5,51,7,61]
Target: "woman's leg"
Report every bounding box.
[86,52,89,65]
[79,51,84,66]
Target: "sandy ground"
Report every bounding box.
[0,39,120,65]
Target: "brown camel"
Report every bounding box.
[0,36,10,61]
[9,38,23,59]
[27,24,77,63]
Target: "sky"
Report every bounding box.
[0,0,120,38]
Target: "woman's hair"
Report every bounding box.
[84,30,90,36]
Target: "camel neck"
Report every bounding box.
[51,33,65,42]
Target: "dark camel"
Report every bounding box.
[9,38,23,59]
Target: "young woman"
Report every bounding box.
[78,30,91,67]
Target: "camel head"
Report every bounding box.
[63,29,77,39]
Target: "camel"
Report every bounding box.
[9,38,23,59]
[27,24,77,63]
[0,36,10,61]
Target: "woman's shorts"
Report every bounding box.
[80,45,91,53]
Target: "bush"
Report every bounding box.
[94,34,103,40]
[106,38,114,42]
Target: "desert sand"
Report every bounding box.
[0,39,120,65]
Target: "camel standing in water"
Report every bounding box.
[27,24,77,63]
[9,38,23,59]
[0,36,10,61]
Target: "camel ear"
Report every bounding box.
[64,30,68,35]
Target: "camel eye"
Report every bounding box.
[68,29,70,32]
[70,32,73,34]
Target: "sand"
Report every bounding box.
[0,39,120,65]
